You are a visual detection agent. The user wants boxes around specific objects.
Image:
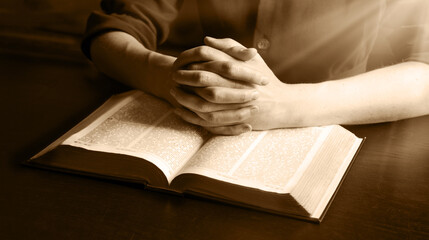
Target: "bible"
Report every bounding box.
[28,90,364,222]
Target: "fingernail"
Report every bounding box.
[250,106,259,114]
[248,48,257,53]
[251,91,259,100]
[204,36,214,43]
[242,124,252,133]
[260,76,269,85]
[239,48,249,53]
[240,48,257,55]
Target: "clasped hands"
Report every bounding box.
[169,37,296,135]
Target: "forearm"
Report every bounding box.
[157,36,429,134]
[293,61,429,126]
[90,31,176,102]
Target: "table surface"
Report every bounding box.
[1,54,428,240]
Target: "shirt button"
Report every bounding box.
[257,38,270,50]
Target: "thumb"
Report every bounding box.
[204,36,258,61]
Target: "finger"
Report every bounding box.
[172,70,253,89]
[226,47,258,61]
[174,106,258,126]
[193,87,259,104]
[194,105,259,125]
[204,36,257,61]
[188,61,269,85]
[170,87,251,112]
[173,108,220,127]
[204,36,245,49]
[205,124,252,136]
[173,45,233,70]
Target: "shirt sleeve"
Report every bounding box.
[383,0,429,65]
[81,0,182,60]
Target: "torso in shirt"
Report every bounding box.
[194,0,386,83]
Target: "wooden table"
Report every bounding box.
[1,54,428,240]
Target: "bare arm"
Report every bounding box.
[90,31,176,103]
[301,61,429,125]
[89,32,265,109]
[172,38,429,134]
[89,34,429,134]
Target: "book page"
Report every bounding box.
[63,91,209,182]
[178,127,329,193]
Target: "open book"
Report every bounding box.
[28,90,364,222]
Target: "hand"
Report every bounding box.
[171,37,294,135]
[170,37,266,134]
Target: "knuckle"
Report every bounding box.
[196,46,209,57]
[221,62,235,75]
[205,112,218,123]
[221,62,233,72]
[203,88,220,102]
[195,71,209,85]
[224,38,235,45]
[241,91,252,102]
[198,102,211,113]
[187,64,198,70]
[236,111,248,121]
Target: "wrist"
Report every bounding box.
[145,51,177,102]
[276,83,322,128]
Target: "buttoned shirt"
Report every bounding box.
[82,0,429,83]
